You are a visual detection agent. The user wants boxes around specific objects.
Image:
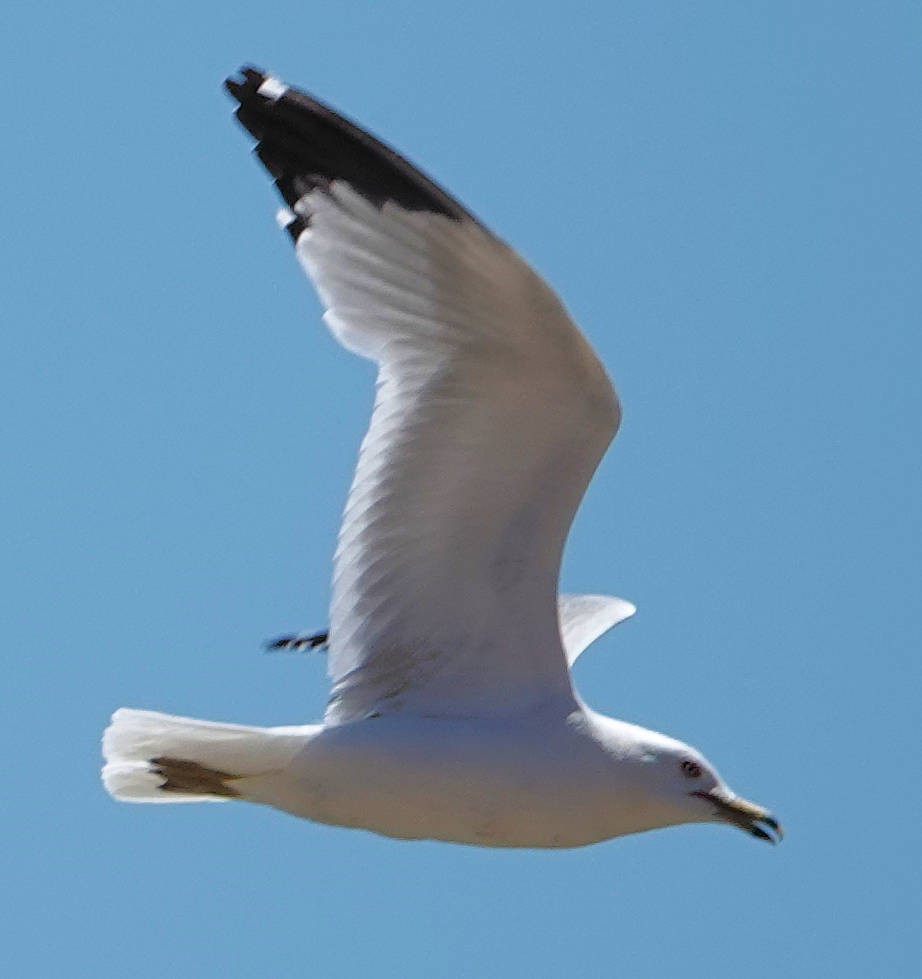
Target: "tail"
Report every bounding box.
[102,707,309,803]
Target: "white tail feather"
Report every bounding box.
[102,707,309,803]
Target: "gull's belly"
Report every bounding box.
[253,714,617,848]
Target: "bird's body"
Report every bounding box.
[118,708,704,848]
[101,67,781,848]
[274,712,610,847]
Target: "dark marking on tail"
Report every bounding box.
[150,757,242,798]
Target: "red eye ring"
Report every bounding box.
[681,759,702,779]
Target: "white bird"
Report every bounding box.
[101,67,781,848]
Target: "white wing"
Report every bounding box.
[228,69,621,723]
[558,594,636,665]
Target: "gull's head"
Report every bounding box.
[596,719,783,844]
[647,736,782,844]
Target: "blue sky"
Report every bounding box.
[3,2,919,976]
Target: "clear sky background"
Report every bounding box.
[3,2,919,976]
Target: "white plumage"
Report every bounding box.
[101,68,780,849]
[302,185,618,723]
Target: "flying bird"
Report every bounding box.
[101,67,781,848]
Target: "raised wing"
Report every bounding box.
[227,68,620,723]
[558,594,636,665]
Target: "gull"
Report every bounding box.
[101,67,781,848]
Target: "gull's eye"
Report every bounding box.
[680,759,702,779]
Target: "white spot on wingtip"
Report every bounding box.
[275,207,295,229]
[257,75,288,101]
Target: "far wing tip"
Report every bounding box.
[560,593,637,665]
[225,65,261,99]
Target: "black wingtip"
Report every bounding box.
[224,65,267,102]
[264,630,330,653]
[224,66,481,228]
